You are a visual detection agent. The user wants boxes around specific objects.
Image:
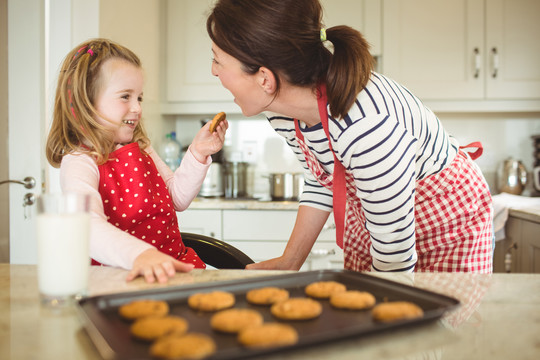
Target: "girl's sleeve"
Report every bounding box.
[148,145,211,211]
[60,153,153,269]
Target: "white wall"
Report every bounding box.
[439,113,540,195]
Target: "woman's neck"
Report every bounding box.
[268,84,321,127]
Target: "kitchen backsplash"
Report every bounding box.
[168,113,540,198]
[172,113,303,199]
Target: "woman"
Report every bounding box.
[207,0,493,273]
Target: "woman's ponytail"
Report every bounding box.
[325,26,374,119]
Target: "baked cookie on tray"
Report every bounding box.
[187,290,235,312]
[305,280,346,299]
[118,299,169,320]
[329,290,376,310]
[210,308,264,333]
[246,287,290,305]
[371,301,424,322]
[150,332,216,359]
[238,323,298,349]
[270,297,322,320]
[130,315,188,341]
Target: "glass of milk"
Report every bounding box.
[36,193,91,308]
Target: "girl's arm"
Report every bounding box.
[60,153,193,283]
[149,145,210,211]
[153,119,228,211]
[60,153,154,269]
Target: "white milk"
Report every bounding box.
[37,212,90,297]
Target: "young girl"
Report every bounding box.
[46,38,228,283]
[207,0,493,273]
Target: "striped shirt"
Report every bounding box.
[266,72,460,272]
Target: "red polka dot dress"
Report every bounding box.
[95,142,205,269]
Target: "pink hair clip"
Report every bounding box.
[73,46,87,59]
[87,49,94,56]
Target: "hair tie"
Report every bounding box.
[320,28,327,42]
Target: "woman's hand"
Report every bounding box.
[245,255,302,271]
[126,248,195,284]
[190,119,229,163]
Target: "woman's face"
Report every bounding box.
[211,43,270,117]
[93,58,144,145]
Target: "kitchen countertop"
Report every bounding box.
[1,265,539,360]
[189,197,300,210]
[509,208,540,223]
[190,197,540,223]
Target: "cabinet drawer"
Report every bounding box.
[223,210,336,242]
[177,209,222,238]
[223,210,296,240]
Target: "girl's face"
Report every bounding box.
[211,43,269,117]
[93,58,144,145]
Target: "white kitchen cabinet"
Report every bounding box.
[223,210,342,270]
[164,0,233,108]
[179,208,343,270]
[177,209,222,239]
[321,0,382,56]
[163,0,382,114]
[382,0,540,107]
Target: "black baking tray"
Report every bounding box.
[76,270,460,360]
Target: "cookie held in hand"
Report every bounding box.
[209,112,226,133]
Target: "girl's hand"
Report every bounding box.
[189,119,229,163]
[126,248,195,284]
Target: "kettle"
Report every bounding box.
[496,158,528,195]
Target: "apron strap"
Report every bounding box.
[293,84,346,249]
[459,141,483,160]
[317,85,346,249]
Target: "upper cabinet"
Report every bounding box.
[163,0,382,114]
[382,0,540,111]
[164,0,235,114]
[321,0,382,56]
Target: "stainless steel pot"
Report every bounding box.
[268,173,304,201]
[224,162,248,198]
[199,163,224,197]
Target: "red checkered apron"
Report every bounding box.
[294,86,493,273]
[96,142,205,268]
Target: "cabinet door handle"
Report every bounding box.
[473,47,481,78]
[322,223,336,231]
[491,47,499,78]
[310,248,336,258]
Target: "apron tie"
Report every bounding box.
[459,142,483,160]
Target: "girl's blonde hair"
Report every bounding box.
[46,38,150,167]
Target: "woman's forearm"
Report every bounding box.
[282,205,331,269]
